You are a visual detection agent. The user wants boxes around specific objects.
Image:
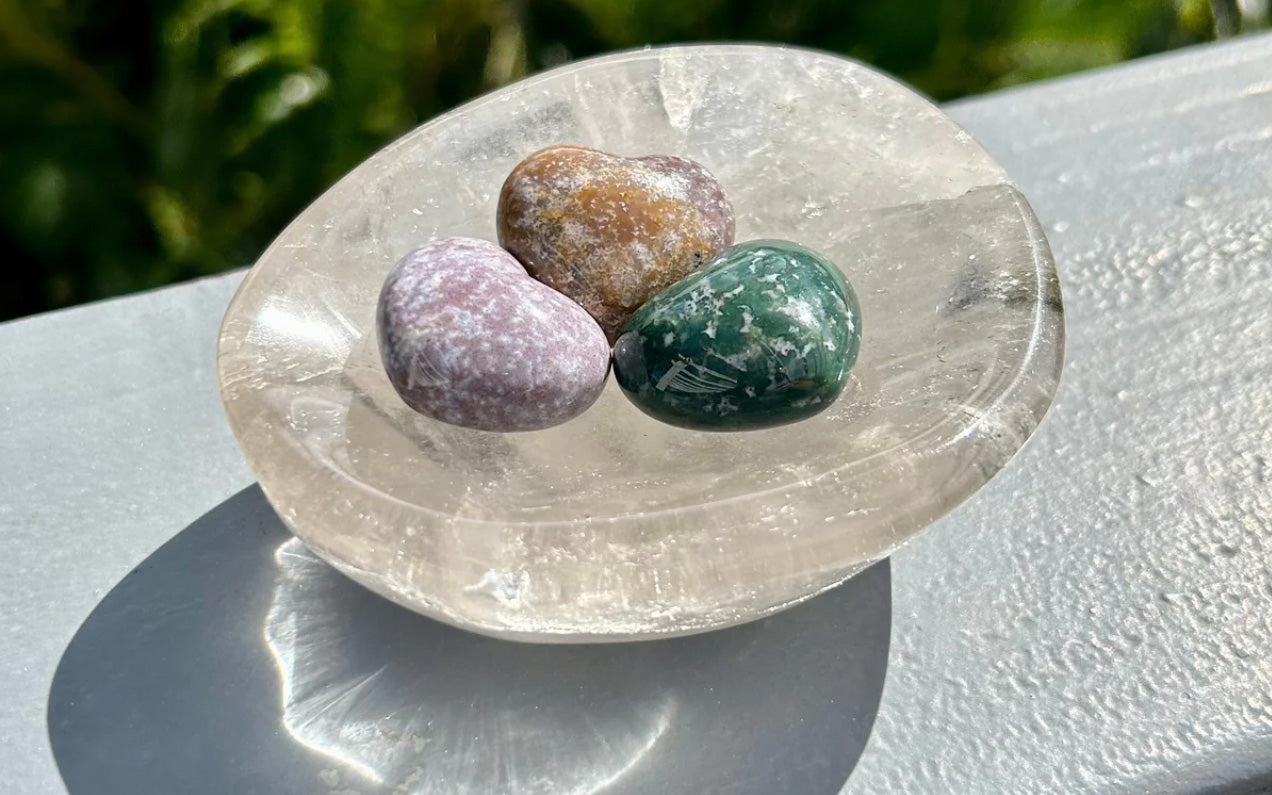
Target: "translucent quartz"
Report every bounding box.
[217,45,1064,642]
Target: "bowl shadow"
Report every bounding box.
[47,485,891,794]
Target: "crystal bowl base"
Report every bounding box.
[217,44,1065,642]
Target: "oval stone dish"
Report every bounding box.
[217,44,1065,642]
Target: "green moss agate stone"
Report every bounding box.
[613,239,861,431]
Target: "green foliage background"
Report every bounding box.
[0,0,1260,320]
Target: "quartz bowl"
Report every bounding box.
[217,44,1064,642]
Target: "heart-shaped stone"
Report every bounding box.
[497,145,735,342]
[613,240,861,431]
[377,237,610,432]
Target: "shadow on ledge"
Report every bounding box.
[48,485,891,795]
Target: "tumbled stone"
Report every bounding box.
[377,237,610,431]
[497,145,735,342]
[613,240,861,431]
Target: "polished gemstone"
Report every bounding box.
[498,145,734,342]
[613,240,860,430]
[377,237,610,432]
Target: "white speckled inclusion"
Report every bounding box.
[217,45,1064,641]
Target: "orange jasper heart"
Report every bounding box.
[497,145,735,342]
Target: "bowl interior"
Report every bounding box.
[217,45,1064,640]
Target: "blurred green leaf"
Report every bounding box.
[1,0,1263,320]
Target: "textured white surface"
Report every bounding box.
[0,273,253,794]
[2,34,1271,794]
[844,35,1272,795]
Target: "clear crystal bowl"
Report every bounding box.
[217,44,1064,642]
